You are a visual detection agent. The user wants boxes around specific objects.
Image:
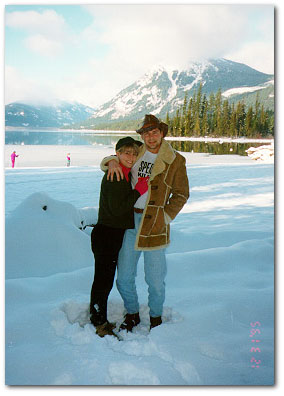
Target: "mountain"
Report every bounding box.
[222,81,274,110]
[5,101,96,128]
[5,59,273,129]
[81,58,273,127]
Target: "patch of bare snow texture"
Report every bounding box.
[246,143,274,163]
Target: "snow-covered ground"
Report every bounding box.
[246,143,274,163]
[4,144,274,386]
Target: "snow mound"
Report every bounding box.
[246,143,274,163]
[10,191,82,227]
[78,206,98,228]
[5,192,95,279]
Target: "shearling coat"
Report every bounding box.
[101,139,190,251]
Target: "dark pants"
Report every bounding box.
[90,223,125,325]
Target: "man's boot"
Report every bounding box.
[119,313,140,332]
[150,316,162,329]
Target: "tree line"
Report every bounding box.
[165,83,274,138]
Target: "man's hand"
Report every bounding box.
[107,159,124,181]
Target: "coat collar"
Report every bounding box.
[137,139,176,181]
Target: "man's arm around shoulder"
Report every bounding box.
[100,155,124,181]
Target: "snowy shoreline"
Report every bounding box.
[4,143,270,169]
[5,126,274,144]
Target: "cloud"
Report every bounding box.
[5,4,274,107]
[5,66,59,105]
[5,9,67,39]
[225,41,274,74]
[6,9,69,57]
[25,34,62,57]
[83,4,261,70]
[74,4,274,106]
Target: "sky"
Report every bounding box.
[4,2,275,108]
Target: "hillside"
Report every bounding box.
[5,101,95,128]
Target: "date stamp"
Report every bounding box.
[250,321,261,368]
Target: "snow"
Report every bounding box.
[246,143,274,163]
[167,68,178,101]
[4,144,274,386]
[165,136,274,145]
[222,80,274,98]
[222,86,265,97]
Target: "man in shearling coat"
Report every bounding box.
[101,114,189,331]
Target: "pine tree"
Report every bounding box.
[207,93,215,135]
[229,104,237,137]
[235,101,246,136]
[245,106,253,137]
[252,93,261,135]
[214,89,222,136]
[186,97,194,136]
[259,105,268,136]
[194,113,201,136]
[172,109,180,137]
[196,82,203,119]
[201,99,209,136]
[181,93,188,137]
[166,111,171,136]
[222,99,230,136]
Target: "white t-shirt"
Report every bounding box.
[131,150,157,209]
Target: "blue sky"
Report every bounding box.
[5,3,274,108]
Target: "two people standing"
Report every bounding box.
[90,114,189,336]
[10,151,70,167]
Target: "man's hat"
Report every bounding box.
[136,114,168,136]
[115,136,142,151]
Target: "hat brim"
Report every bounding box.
[136,124,160,135]
[136,124,168,137]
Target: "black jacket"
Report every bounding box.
[97,172,140,229]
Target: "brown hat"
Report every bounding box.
[136,114,168,136]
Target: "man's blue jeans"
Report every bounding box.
[116,212,167,318]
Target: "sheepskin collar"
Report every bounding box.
[137,139,175,162]
[157,139,176,164]
[136,139,176,181]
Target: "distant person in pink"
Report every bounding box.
[67,153,71,167]
[11,151,19,168]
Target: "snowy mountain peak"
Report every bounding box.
[88,58,273,124]
[5,101,96,128]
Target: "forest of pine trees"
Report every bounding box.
[166,83,274,138]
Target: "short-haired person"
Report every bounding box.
[101,115,190,332]
[90,137,147,337]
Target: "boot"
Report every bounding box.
[95,321,117,338]
[150,316,162,329]
[90,304,106,327]
[119,313,140,332]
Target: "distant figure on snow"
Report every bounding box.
[67,153,71,167]
[11,151,19,168]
